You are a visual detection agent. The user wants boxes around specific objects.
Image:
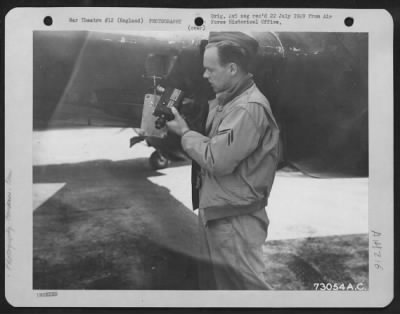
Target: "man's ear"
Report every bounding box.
[228,62,238,76]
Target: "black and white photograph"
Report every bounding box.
[4,7,393,307]
[32,29,369,290]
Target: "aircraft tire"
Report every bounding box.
[149,151,170,170]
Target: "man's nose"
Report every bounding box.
[203,70,209,79]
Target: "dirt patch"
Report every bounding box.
[263,234,368,290]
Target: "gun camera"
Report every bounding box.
[152,86,185,129]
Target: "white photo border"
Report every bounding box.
[4,7,394,307]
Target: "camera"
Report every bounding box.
[152,86,185,129]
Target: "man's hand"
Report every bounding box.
[166,107,190,136]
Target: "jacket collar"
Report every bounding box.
[215,73,255,107]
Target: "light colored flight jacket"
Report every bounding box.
[181,83,280,222]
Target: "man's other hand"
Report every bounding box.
[166,107,190,137]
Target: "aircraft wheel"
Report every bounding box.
[149,151,170,170]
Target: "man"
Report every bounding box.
[166,32,280,290]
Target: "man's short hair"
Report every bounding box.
[206,41,251,72]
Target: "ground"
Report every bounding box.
[33,128,368,290]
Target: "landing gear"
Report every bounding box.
[149,151,170,170]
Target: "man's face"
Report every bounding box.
[203,46,232,94]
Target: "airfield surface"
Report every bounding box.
[33,128,368,290]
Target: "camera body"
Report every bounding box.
[152,86,185,129]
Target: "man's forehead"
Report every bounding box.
[204,46,218,57]
[203,46,220,65]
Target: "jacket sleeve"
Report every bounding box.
[181,105,267,176]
